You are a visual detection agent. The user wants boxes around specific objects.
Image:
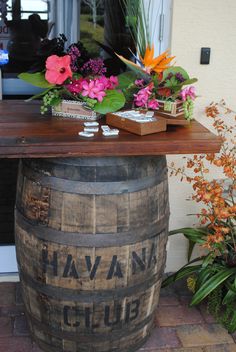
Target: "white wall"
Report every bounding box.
[166,0,236,272]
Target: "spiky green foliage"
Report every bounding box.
[121,0,156,57]
[208,286,236,333]
[162,227,236,333]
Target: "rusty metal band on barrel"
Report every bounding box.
[15,209,169,247]
[18,262,164,302]
[20,163,167,195]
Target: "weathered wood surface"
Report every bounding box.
[15,156,169,352]
[0,100,221,158]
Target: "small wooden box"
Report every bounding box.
[154,100,191,125]
[157,99,185,118]
[52,100,100,120]
[106,112,167,135]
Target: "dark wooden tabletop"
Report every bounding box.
[0,100,221,158]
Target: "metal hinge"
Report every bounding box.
[159,13,165,42]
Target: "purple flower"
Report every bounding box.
[166,73,173,80]
[81,58,106,76]
[176,72,185,83]
[67,45,81,72]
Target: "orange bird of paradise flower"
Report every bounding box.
[116,45,175,76]
[140,46,175,74]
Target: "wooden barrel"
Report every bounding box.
[15,156,169,352]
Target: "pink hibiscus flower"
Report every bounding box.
[45,55,72,85]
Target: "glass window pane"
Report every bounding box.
[80,2,105,58]
[21,0,48,12]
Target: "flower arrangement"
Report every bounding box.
[162,101,236,332]
[116,0,198,120]
[19,37,126,115]
[117,48,197,120]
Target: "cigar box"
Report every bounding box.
[106,110,167,136]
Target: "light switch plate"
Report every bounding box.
[200,47,211,64]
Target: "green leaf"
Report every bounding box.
[162,265,202,288]
[169,227,208,236]
[191,268,236,306]
[202,252,214,268]
[162,66,190,81]
[116,53,150,80]
[25,88,52,102]
[94,90,126,114]
[125,15,137,28]
[123,86,138,102]
[225,281,236,294]
[117,72,137,89]
[18,72,54,89]
[164,76,179,88]
[222,289,236,305]
[50,96,61,107]
[72,73,82,80]
[195,267,214,291]
[228,311,236,333]
[181,78,198,86]
[169,227,207,245]
[188,240,195,261]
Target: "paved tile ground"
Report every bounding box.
[1,281,236,352]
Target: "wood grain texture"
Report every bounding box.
[0,100,221,158]
[15,156,169,352]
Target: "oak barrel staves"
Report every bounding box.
[15,156,169,352]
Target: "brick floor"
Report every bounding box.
[0,281,236,352]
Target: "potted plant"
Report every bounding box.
[162,100,236,332]
[18,36,126,119]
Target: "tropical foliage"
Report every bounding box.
[162,101,236,332]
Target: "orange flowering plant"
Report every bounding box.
[162,100,236,332]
